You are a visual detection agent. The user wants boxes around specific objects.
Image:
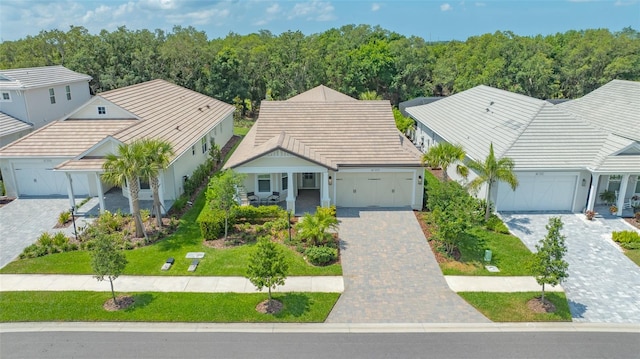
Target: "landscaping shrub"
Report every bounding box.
[184,159,215,196]
[57,211,71,225]
[19,231,76,258]
[197,204,228,240]
[304,246,338,266]
[612,230,640,250]
[171,195,189,213]
[0,180,4,196]
[485,215,510,234]
[232,205,284,222]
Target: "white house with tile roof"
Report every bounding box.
[0,66,92,146]
[0,79,234,213]
[407,79,640,217]
[225,85,424,214]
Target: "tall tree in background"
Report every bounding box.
[467,143,518,220]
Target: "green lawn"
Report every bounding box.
[623,248,640,267]
[440,226,535,276]
[0,291,340,323]
[1,190,342,276]
[234,126,250,136]
[458,291,572,322]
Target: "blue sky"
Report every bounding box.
[1,0,638,42]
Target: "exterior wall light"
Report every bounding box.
[328,176,333,185]
[581,178,586,187]
[418,175,423,184]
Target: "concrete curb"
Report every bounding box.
[1,322,638,334]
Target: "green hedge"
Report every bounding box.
[304,246,338,266]
[197,205,228,240]
[197,204,287,240]
[612,230,640,250]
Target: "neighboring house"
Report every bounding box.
[0,66,92,146]
[407,79,640,217]
[0,79,235,213]
[224,85,424,214]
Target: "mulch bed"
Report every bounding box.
[623,218,640,230]
[256,299,283,314]
[527,296,556,313]
[0,196,15,209]
[103,295,135,311]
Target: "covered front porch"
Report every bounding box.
[586,173,640,217]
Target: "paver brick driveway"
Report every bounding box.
[501,212,640,323]
[326,208,489,323]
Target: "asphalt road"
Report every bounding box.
[2,332,639,359]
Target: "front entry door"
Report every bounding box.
[302,173,316,188]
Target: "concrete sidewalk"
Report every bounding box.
[445,276,563,293]
[0,275,344,293]
[0,274,562,294]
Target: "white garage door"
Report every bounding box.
[14,165,89,196]
[335,172,414,207]
[496,173,577,211]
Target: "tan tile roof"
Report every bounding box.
[0,119,136,157]
[0,111,32,139]
[101,79,235,159]
[226,86,422,170]
[0,65,91,90]
[55,158,106,171]
[0,79,234,163]
[287,85,358,102]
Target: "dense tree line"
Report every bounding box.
[1,25,638,114]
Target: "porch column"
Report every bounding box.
[616,174,630,216]
[286,171,295,215]
[321,172,330,207]
[65,173,76,209]
[95,173,105,213]
[587,173,600,212]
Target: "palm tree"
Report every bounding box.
[467,143,519,221]
[139,138,174,227]
[422,142,469,181]
[295,208,339,246]
[358,90,382,100]
[102,141,146,238]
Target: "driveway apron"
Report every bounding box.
[501,212,640,323]
[0,198,88,269]
[327,208,489,323]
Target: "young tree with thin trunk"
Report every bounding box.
[91,233,128,306]
[139,138,174,227]
[247,236,289,309]
[532,217,569,303]
[467,143,518,220]
[102,141,147,238]
[422,142,469,181]
[206,169,245,240]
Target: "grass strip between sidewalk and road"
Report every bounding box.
[0,291,340,323]
[458,291,572,322]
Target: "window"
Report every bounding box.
[281,173,288,191]
[607,175,622,192]
[97,106,106,115]
[49,88,56,104]
[201,136,208,153]
[65,85,71,100]
[258,174,271,192]
[1,92,10,101]
[192,145,196,156]
[635,179,640,193]
[140,179,151,190]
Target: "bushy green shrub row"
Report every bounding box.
[304,246,338,266]
[197,204,287,240]
[486,215,510,234]
[184,159,216,197]
[20,232,77,259]
[612,230,640,250]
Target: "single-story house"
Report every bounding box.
[407,79,640,216]
[0,66,92,146]
[0,79,235,213]
[224,85,424,214]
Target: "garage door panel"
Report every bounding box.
[14,167,90,197]
[497,174,576,211]
[336,172,413,208]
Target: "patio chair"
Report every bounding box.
[247,192,259,206]
[266,191,281,205]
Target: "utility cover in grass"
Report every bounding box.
[186,252,205,258]
[485,265,500,272]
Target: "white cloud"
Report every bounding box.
[138,0,178,10]
[440,3,453,11]
[289,1,336,21]
[371,3,381,12]
[614,0,638,6]
[166,8,230,25]
[266,3,281,14]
